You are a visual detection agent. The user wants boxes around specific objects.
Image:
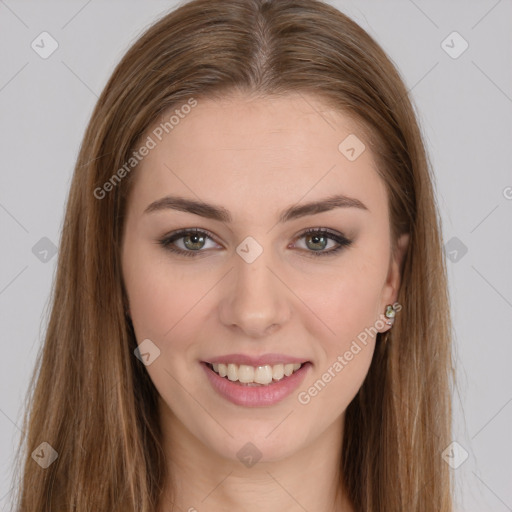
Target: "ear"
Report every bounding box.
[377,233,409,332]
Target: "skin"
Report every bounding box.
[121,92,408,512]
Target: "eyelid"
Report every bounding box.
[164,227,219,243]
[293,226,347,241]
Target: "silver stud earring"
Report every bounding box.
[384,304,396,326]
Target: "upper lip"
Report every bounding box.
[204,353,310,367]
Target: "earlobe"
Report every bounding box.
[384,304,396,324]
[377,303,399,333]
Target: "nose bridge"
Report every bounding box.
[219,236,291,336]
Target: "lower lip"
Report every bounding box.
[201,362,312,407]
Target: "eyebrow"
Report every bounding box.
[143,193,368,223]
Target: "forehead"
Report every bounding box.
[127,92,387,221]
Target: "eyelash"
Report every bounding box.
[157,227,352,258]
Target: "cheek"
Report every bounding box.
[296,274,383,418]
[300,254,388,349]
[293,243,388,412]
[122,241,189,343]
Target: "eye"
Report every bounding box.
[291,227,352,257]
[157,228,219,257]
[157,227,352,258]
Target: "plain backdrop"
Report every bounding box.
[0,1,511,510]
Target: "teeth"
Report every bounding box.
[209,362,303,384]
[284,364,296,377]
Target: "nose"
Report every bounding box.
[218,247,292,339]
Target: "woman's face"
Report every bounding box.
[121,92,405,463]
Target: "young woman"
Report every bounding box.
[12,0,455,510]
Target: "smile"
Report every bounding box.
[201,361,312,407]
[206,362,303,385]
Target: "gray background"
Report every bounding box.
[1,1,511,510]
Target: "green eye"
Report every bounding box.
[158,228,217,257]
[293,228,352,257]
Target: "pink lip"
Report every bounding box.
[204,353,309,366]
[201,361,312,407]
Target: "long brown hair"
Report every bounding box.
[12,0,454,510]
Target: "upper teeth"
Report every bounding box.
[211,362,302,384]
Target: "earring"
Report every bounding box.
[384,304,396,326]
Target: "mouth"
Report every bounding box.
[201,360,312,407]
[203,361,310,386]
